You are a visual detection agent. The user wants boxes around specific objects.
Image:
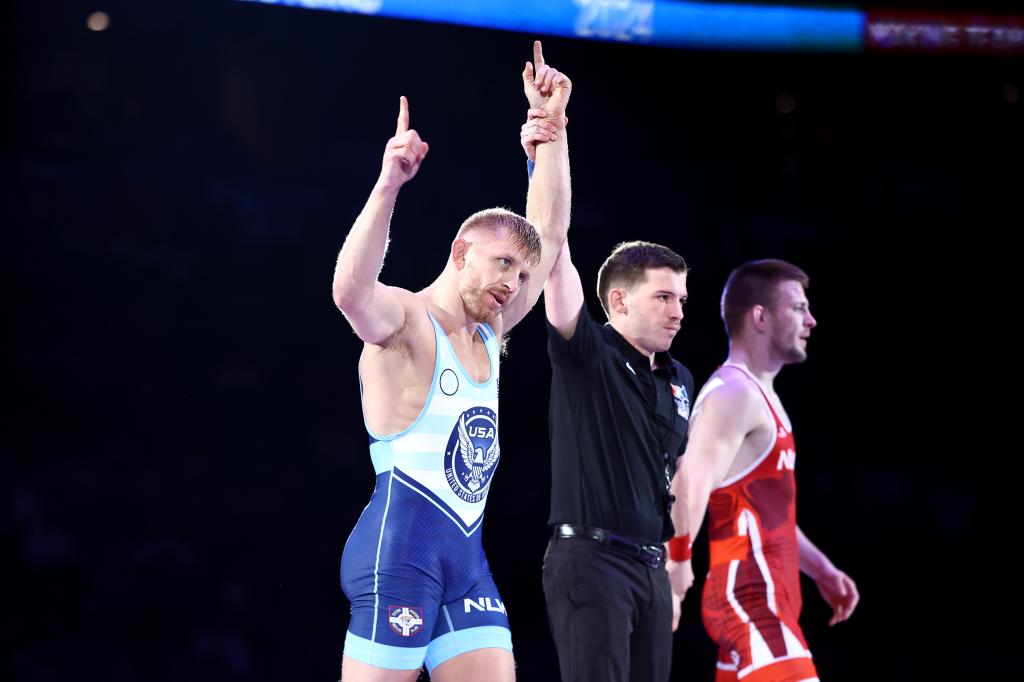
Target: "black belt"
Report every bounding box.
[553,524,665,569]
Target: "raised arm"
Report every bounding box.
[499,41,572,333]
[332,96,429,346]
[543,239,585,339]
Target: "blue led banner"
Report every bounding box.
[239,0,865,52]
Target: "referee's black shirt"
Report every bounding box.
[546,305,695,544]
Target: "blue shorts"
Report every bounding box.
[341,470,513,671]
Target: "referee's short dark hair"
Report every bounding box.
[596,241,688,317]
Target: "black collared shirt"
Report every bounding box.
[546,305,694,544]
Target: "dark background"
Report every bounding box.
[7,1,1020,680]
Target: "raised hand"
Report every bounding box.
[522,41,572,120]
[380,95,429,189]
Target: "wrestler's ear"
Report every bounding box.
[451,238,470,270]
[750,304,768,332]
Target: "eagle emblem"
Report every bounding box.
[444,407,500,503]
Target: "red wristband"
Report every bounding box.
[668,534,692,562]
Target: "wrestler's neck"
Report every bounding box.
[724,344,783,388]
[422,270,487,340]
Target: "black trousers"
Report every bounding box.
[542,533,673,682]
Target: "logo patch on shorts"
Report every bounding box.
[388,605,424,637]
[444,407,500,503]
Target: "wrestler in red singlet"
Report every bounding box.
[699,364,816,682]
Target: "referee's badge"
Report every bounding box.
[670,383,690,420]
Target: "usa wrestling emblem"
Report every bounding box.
[444,407,500,503]
[388,606,424,637]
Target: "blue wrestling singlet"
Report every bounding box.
[340,313,512,671]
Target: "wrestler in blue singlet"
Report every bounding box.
[341,312,511,671]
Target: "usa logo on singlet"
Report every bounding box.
[443,407,500,504]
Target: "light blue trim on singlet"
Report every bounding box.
[442,604,456,632]
[423,625,513,672]
[448,321,495,389]
[370,469,395,644]
[343,631,426,670]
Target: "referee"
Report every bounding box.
[540,238,696,682]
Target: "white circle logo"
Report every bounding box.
[439,368,459,396]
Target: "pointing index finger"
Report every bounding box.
[396,95,409,135]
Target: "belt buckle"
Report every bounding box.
[555,524,578,540]
[641,544,664,568]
